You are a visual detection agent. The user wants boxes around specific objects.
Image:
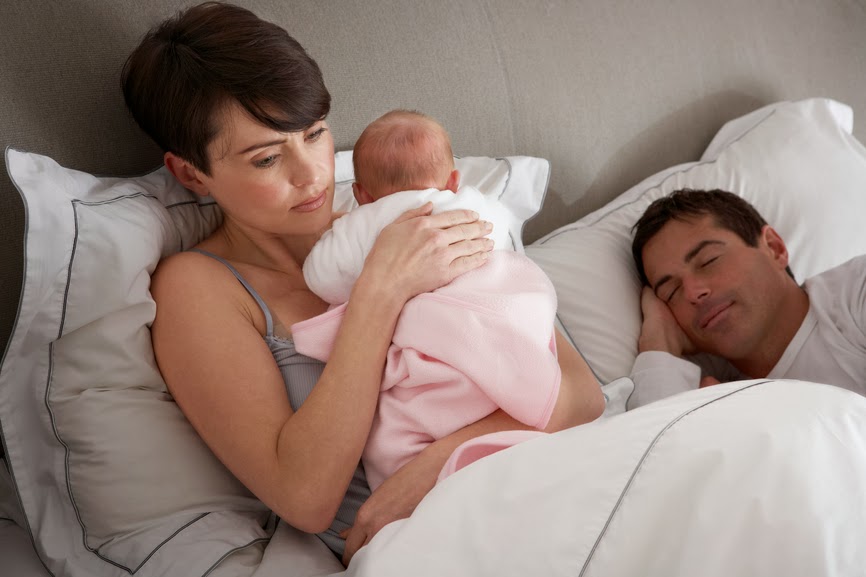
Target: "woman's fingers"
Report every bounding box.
[447,248,491,278]
[440,218,493,246]
[361,206,496,302]
[341,525,367,566]
[391,201,434,224]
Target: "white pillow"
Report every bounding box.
[334,150,549,252]
[0,147,548,577]
[526,98,866,387]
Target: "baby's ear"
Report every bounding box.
[445,169,460,193]
[353,182,374,205]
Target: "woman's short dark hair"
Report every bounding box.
[631,189,789,285]
[121,1,330,174]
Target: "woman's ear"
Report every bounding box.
[445,169,460,193]
[164,152,210,197]
[353,182,374,205]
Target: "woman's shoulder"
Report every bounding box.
[150,249,253,321]
[153,250,231,292]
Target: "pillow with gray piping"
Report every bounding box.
[526,98,866,398]
[0,147,548,577]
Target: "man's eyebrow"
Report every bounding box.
[650,240,725,294]
[684,239,724,263]
[652,274,672,294]
[236,138,286,156]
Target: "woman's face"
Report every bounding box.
[199,101,336,237]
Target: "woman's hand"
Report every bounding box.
[339,409,540,566]
[340,447,441,566]
[356,202,495,304]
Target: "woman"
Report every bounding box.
[122,1,604,565]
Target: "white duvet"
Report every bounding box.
[327,379,866,577]
[4,379,865,577]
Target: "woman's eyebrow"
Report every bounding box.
[236,138,286,155]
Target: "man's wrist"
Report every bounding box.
[638,332,683,357]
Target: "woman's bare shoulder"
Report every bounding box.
[150,249,275,344]
[153,250,221,286]
[151,250,252,321]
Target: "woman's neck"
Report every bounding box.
[210,218,321,275]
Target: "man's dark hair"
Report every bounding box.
[121,1,330,174]
[631,188,793,285]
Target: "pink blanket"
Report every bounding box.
[292,251,561,489]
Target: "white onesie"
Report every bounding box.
[303,186,514,304]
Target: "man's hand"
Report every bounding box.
[700,376,721,388]
[638,286,696,357]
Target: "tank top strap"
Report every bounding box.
[188,248,275,337]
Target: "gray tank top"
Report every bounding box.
[190,249,370,559]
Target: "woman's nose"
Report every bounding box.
[287,151,320,187]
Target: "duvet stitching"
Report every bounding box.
[577,380,770,577]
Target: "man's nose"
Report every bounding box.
[683,277,710,303]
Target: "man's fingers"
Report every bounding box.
[700,376,721,388]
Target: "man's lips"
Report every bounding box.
[293,190,327,212]
[697,301,733,330]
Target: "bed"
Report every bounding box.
[2,1,866,576]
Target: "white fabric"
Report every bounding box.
[629,254,866,409]
[526,98,866,394]
[333,154,551,254]
[0,146,547,577]
[303,186,514,304]
[337,380,866,577]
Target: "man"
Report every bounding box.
[627,188,866,409]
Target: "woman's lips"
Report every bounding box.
[293,190,327,212]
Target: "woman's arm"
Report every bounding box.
[152,204,493,534]
[542,328,606,432]
[341,327,604,563]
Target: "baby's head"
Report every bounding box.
[352,110,459,204]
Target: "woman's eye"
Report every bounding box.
[307,127,327,142]
[254,155,278,168]
[700,256,719,268]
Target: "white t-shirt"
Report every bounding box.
[303,186,514,304]
[627,254,866,410]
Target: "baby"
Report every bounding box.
[294,110,563,490]
[303,109,513,304]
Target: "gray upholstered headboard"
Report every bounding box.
[2,0,865,358]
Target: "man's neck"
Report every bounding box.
[732,286,810,378]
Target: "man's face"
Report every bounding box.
[641,215,793,362]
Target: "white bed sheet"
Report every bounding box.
[336,379,866,577]
[5,379,865,577]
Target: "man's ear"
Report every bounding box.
[164,152,209,197]
[353,182,374,206]
[760,225,790,269]
[445,169,460,194]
